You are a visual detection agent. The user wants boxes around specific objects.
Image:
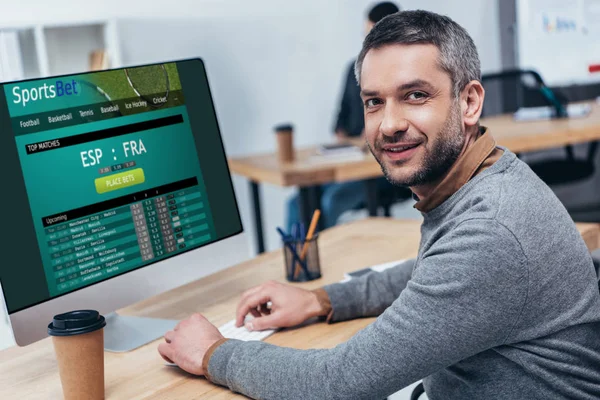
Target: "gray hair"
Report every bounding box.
[355,10,481,97]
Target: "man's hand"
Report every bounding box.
[158,313,224,376]
[235,280,326,330]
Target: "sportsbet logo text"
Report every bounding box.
[12,80,80,107]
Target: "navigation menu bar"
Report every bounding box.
[12,90,185,136]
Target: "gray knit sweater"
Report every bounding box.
[208,149,600,399]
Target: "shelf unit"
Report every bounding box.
[0,19,121,82]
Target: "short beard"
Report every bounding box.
[370,102,465,188]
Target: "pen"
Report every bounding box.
[276,227,293,242]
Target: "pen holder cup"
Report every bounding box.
[283,235,321,282]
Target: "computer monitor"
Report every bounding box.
[0,59,244,351]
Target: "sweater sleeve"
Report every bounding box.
[206,219,528,399]
[322,258,416,322]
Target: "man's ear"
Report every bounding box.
[461,80,485,128]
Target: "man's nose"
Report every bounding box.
[380,102,409,137]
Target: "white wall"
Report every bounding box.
[0,0,501,353]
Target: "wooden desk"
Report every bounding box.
[229,103,600,252]
[1,219,599,400]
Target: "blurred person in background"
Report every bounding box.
[285,2,406,231]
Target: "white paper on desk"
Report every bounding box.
[341,259,407,282]
[513,103,591,121]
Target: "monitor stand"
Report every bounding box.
[103,312,179,352]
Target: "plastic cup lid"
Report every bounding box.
[48,310,106,337]
[274,123,293,132]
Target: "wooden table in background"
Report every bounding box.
[229,103,600,253]
[1,219,599,399]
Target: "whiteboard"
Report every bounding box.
[517,0,600,86]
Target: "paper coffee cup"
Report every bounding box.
[48,310,106,400]
[274,123,295,163]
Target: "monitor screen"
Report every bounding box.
[0,59,243,314]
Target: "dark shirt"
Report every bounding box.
[334,60,364,137]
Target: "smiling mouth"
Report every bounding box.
[380,142,422,161]
[384,144,420,152]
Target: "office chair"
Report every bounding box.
[481,69,598,186]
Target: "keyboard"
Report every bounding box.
[218,318,275,341]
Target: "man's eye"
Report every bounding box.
[407,92,428,101]
[365,98,382,107]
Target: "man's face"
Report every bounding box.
[360,44,465,188]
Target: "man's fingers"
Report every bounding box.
[236,291,272,327]
[235,300,251,327]
[235,286,264,326]
[247,313,279,331]
[158,342,175,364]
[164,330,175,343]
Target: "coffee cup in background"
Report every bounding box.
[274,123,295,163]
[48,310,107,400]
